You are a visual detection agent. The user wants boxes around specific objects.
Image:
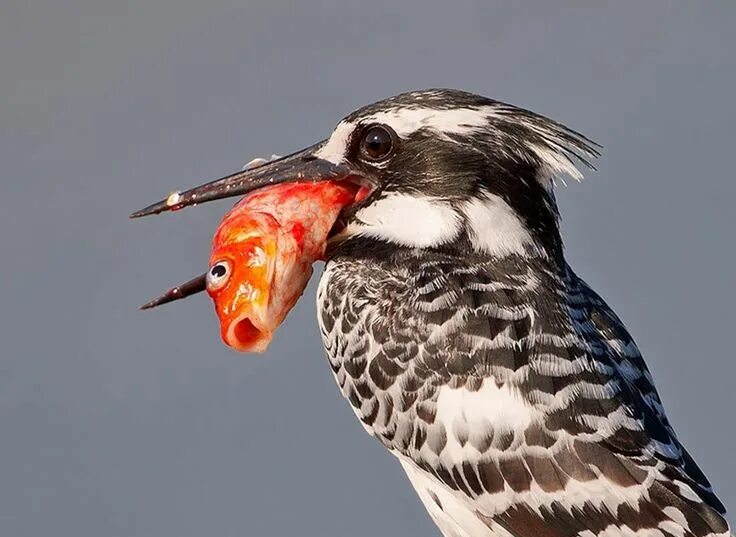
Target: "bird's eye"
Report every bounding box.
[206,260,231,291]
[359,125,395,162]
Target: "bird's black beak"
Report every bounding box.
[138,273,207,310]
[130,142,356,218]
[132,141,365,310]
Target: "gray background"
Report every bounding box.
[1,1,734,536]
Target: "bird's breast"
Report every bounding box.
[314,250,561,454]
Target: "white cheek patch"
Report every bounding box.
[347,193,462,248]
[345,192,541,256]
[462,194,542,258]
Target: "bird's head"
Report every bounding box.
[132,89,598,264]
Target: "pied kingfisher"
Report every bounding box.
[133,89,730,537]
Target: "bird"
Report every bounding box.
[132,89,730,537]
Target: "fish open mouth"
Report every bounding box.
[226,313,272,353]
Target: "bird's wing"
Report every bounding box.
[322,256,730,537]
[570,274,727,512]
[475,270,729,537]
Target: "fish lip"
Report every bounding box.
[225,312,273,353]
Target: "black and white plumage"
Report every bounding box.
[133,88,730,537]
[313,90,730,537]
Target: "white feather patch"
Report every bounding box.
[436,378,535,435]
[360,106,498,138]
[661,507,690,531]
[345,193,462,248]
[462,194,542,258]
[531,143,583,187]
[313,122,353,164]
[398,457,498,537]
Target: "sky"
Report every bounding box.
[1,2,734,536]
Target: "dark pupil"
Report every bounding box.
[210,264,227,278]
[363,128,391,159]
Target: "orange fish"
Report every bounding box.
[205,182,357,351]
[133,147,374,351]
[139,180,362,352]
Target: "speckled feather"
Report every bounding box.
[308,89,730,537]
[317,242,729,537]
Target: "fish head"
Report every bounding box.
[206,210,286,352]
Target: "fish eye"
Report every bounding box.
[359,124,395,163]
[206,260,231,291]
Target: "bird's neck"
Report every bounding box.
[326,235,567,277]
